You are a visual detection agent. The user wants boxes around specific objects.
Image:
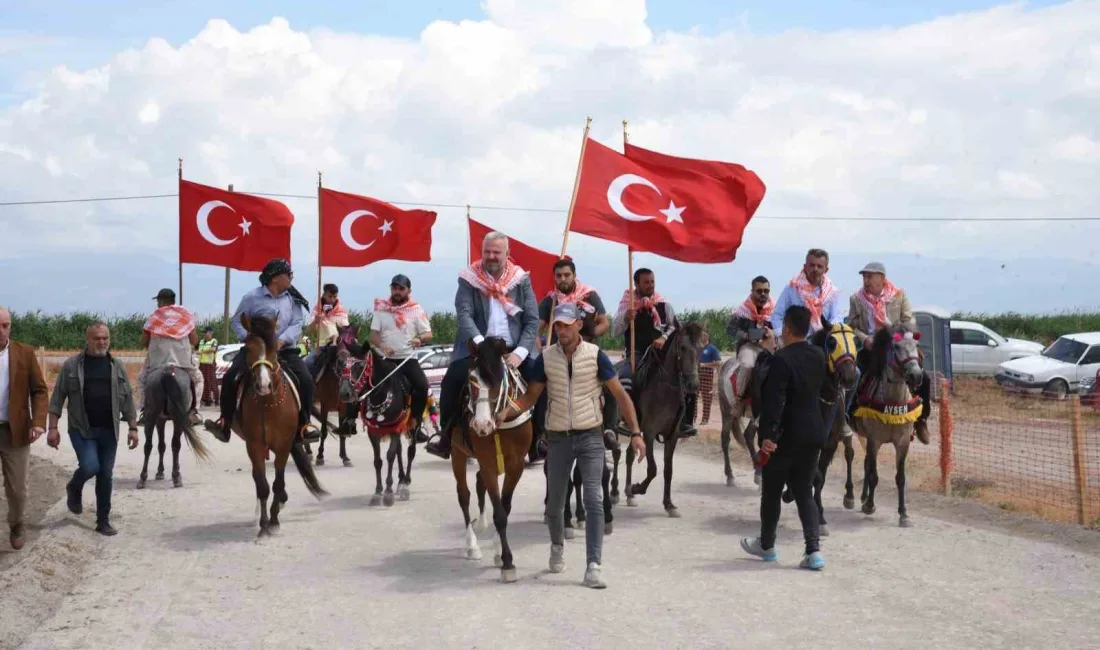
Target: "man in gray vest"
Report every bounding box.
[497,303,646,589]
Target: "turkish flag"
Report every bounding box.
[319,188,436,267]
[467,218,564,299]
[568,138,766,263]
[179,179,294,271]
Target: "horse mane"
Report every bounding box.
[864,326,894,379]
[670,321,705,352]
[809,317,833,348]
[247,315,278,352]
[473,338,506,387]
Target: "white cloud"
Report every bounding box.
[0,0,1098,281]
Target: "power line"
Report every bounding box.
[0,191,1098,222]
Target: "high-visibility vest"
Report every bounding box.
[197,338,218,364]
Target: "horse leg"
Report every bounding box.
[610,443,621,504]
[138,424,154,489]
[474,469,490,536]
[624,436,637,507]
[743,419,762,487]
[270,451,289,531]
[399,431,415,497]
[451,451,480,561]
[315,409,327,466]
[815,444,837,536]
[573,462,586,529]
[383,435,398,507]
[897,438,912,528]
[250,442,271,537]
[602,459,614,534]
[632,433,659,496]
[843,434,856,510]
[482,470,517,582]
[862,439,881,516]
[155,420,167,481]
[721,417,735,487]
[662,434,680,517]
[171,423,183,488]
[369,435,384,506]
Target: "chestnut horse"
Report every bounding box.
[235,314,328,536]
[450,337,533,583]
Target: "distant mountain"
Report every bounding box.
[1,250,1096,318]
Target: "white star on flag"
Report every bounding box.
[238,218,252,235]
[659,201,685,224]
[379,219,394,236]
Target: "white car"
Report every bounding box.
[995,332,1100,399]
[950,320,1044,375]
[418,346,454,398]
[214,343,245,381]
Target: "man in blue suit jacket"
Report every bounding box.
[425,231,540,459]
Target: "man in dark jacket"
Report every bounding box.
[740,305,833,570]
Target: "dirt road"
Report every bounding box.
[2,410,1099,650]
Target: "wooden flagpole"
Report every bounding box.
[559,116,593,258]
[223,184,233,345]
[466,203,471,266]
[316,171,323,310]
[624,119,637,372]
[177,158,184,306]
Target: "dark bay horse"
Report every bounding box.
[311,325,360,467]
[235,314,327,536]
[623,321,705,517]
[139,365,210,489]
[450,337,533,583]
[341,342,417,506]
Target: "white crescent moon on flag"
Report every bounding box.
[196,200,239,246]
[607,174,660,222]
[340,210,377,251]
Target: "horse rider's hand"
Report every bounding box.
[761,439,777,454]
[863,336,873,350]
[626,308,636,321]
[28,426,45,444]
[383,345,395,356]
[653,336,667,350]
[495,408,512,427]
[127,427,140,450]
[411,337,422,348]
[506,353,522,369]
[630,433,646,461]
[46,428,60,449]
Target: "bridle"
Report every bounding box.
[466,357,528,434]
[824,323,858,374]
[341,351,409,427]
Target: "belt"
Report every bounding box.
[548,428,599,438]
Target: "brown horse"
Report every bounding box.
[311,325,359,467]
[450,337,533,583]
[235,313,328,537]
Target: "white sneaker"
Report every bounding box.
[583,562,607,589]
[549,544,565,573]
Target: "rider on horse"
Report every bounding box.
[135,288,202,428]
[611,267,697,439]
[536,259,616,450]
[203,258,321,444]
[725,275,776,404]
[846,261,931,444]
[303,283,349,379]
[425,231,539,460]
[369,273,433,440]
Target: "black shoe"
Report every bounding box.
[204,418,231,443]
[677,423,698,439]
[96,522,118,537]
[603,429,618,450]
[66,482,82,515]
[300,424,322,443]
[425,435,452,460]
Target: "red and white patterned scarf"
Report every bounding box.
[856,280,900,331]
[311,299,349,325]
[144,305,196,340]
[733,295,775,327]
[548,280,595,311]
[616,289,667,328]
[458,260,528,316]
[789,271,837,331]
[373,298,425,330]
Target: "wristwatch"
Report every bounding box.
[630,431,643,438]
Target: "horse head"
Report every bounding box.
[466,336,511,437]
[869,325,924,394]
[650,321,704,394]
[240,312,280,398]
[814,318,859,390]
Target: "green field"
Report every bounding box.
[12,308,1099,351]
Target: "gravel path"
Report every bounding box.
[3,409,1099,650]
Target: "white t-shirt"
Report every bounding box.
[0,344,10,422]
[370,307,431,359]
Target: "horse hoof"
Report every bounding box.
[465,547,482,561]
[342,459,353,468]
[862,503,876,516]
[899,516,912,528]
[820,524,830,537]
[564,527,575,540]
[494,554,503,568]
[726,475,735,487]
[604,521,613,535]
[155,472,165,481]
[753,470,762,486]
[383,492,395,507]
[666,507,681,518]
[137,477,147,490]
[500,568,518,583]
[843,496,856,510]
[257,527,271,538]
[626,496,636,507]
[315,457,325,466]
[173,475,182,488]
[370,494,383,506]
[397,486,410,501]
[576,518,586,529]
[610,493,620,505]
[781,489,795,504]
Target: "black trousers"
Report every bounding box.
[220,347,315,428]
[760,446,821,554]
[393,356,429,426]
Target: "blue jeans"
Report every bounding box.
[68,427,118,524]
[545,429,605,566]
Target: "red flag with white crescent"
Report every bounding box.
[178,179,293,271]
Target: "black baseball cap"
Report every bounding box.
[390,274,411,289]
[154,288,176,301]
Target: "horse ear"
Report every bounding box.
[821,316,833,332]
[240,313,251,332]
[494,338,509,356]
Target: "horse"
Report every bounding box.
[852,326,925,528]
[311,325,360,468]
[620,322,705,517]
[138,365,210,489]
[340,342,418,506]
[234,313,328,536]
[716,340,768,488]
[449,337,534,583]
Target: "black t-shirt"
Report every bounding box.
[538,291,607,345]
[83,354,114,429]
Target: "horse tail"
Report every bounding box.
[161,368,212,462]
[291,441,328,499]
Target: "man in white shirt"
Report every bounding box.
[370,274,433,437]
